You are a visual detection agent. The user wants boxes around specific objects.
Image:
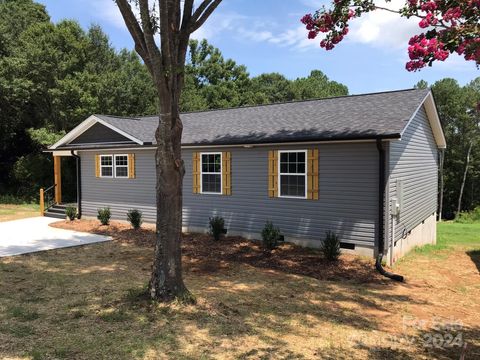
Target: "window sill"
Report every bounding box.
[277,195,308,199]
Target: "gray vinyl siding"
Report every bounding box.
[80,150,157,221]
[388,106,438,244]
[79,142,379,248]
[70,123,134,145]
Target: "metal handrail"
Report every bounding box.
[44,184,56,193]
[43,184,57,211]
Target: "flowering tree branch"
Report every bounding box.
[301,0,480,71]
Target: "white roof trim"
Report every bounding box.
[51,138,399,153]
[400,91,446,149]
[49,115,143,149]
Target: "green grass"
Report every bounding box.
[0,203,39,222]
[438,221,480,247]
[7,306,40,321]
[412,221,480,256]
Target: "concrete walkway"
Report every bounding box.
[0,217,111,257]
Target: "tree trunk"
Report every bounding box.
[438,149,445,221]
[148,91,192,302]
[456,141,473,218]
[114,0,223,303]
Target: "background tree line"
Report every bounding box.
[0,0,478,219]
[416,79,480,219]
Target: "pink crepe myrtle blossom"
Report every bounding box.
[301,0,480,71]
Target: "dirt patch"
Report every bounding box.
[51,219,383,283]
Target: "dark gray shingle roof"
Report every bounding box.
[95,88,429,146]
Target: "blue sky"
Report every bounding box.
[38,0,478,94]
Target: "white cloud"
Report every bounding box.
[191,12,247,40]
[347,0,420,51]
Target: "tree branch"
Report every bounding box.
[138,0,163,74]
[114,0,149,60]
[189,0,222,33]
[158,0,173,82]
[374,5,450,29]
[181,0,194,33]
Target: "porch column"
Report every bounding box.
[54,155,62,204]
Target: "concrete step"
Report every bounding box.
[53,204,68,210]
[47,207,66,215]
[44,211,66,219]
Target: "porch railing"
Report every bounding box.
[39,184,56,215]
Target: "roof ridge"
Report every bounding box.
[95,88,429,121]
[94,114,143,120]
[135,87,428,118]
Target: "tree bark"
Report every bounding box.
[149,108,189,301]
[114,0,222,302]
[456,141,473,218]
[438,149,445,221]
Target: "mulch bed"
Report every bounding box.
[51,219,383,283]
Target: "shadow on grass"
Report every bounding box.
[467,249,480,274]
[0,238,437,359]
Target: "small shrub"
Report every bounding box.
[97,207,111,226]
[65,206,77,221]
[261,221,283,250]
[209,216,227,241]
[455,206,480,224]
[127,209,143,230]
[321,231,341,261]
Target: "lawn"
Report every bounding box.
[0,220,478,360]
[0,204,39,222]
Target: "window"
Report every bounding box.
[279,150,307,198]
[100,155,113,178]
[115,154,129,178]
[201,153,222,194]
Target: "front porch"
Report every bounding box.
[39,153,80,219]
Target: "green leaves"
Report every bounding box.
[431,77,480,219]
[181,39,348,111]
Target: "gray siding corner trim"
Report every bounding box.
[388,106,438,245]
[79,142,379,249]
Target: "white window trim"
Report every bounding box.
[278,149,308,199]
[200,152,223,195]
[100,155,114,178]
[114,154,129,179]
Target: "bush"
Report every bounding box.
[261,221,283,250]
[209,216,227,241]
[97,207,111,226]
[321,231,341,261]
[65,206,77,221]
[0,194,27,205]
[455,206,480,224]
[127,209,143,230]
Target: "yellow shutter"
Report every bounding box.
[307,149,319,200]
[268,150,278,197]
[192,152,200,194]
[222,151,232,195]
[95,155,100,178]
[128,154,136,179]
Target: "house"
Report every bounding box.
[45,88,445,264]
